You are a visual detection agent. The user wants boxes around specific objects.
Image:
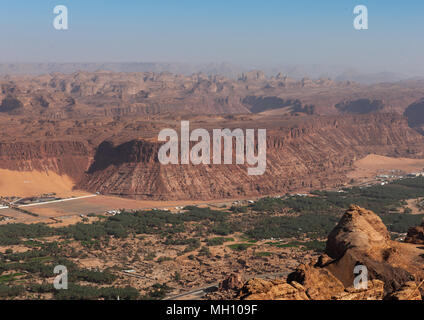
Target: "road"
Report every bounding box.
[164,271,290,300]
[16,194,98,208]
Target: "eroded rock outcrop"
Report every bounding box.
[286,263,345,300]
[218,273,244,292]
[334,280,385,300]
[326,205,391,259]
[322,205,423,297]
[214,205,424,300]
[385,281,423,300]
[239,279,309,300]
[77,114,424,200]
[0,140,91,181]
[405,220,424,245]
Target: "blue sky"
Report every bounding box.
[0,1,423,74]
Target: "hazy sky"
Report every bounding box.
[1,0,423,74]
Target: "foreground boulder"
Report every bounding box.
[239,279,309,300]
[405,220,424,245]
[237,277,386,300]
[218,273,244,292]
[286,263,345,300]
[385,281,423,300]
[326,205,391,259]
[324,248,415,293]
[324,205,423,294]
[214,205,424,300]
[334,280,385,300]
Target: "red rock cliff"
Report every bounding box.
[76,113,424,200]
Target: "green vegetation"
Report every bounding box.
[230,206,248,213]
[140,283,172,300]
[252,196,335,214]
[255,252,273,257]
[227,243,255,251]
[0,207,233,246]
[206,237,234,246]
[379,213,424,233]
[0,241,134,299]
[156,256,173,263]
[2,178,424,299]
[0,284,25,298]
[0,223,53,245]
[1,179,423,247]
[54,284,139,300]
[246,214,339,240]
[245,177,424,239]
[265,240,326,253]
[0,273,25,284]
[198,246,211,257]
[165,237,201,253]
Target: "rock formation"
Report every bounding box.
[239,279,309,300]
[218,273,245,292]
[325,205,391,260]
[2,71,424,118]
[1,71,424,200]
[76,114,424,200]
[213,205,424,300]
[405,220,424,245]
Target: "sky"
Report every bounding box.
[0,0,423,74]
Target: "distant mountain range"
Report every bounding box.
[0,62,422,84]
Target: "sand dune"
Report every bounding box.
[348,154,424,181]
[355,154,424,171]
[0,169,87,197]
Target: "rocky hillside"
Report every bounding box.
[0,110,422,200]
[2,71,424,118]
[405,220,424,245]
[76,113,424,200]
[0,140,91,181]
[1,71,424,200]
[210,205,424,300]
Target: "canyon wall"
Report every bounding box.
[76,114,424,200]
[0,141,91,182]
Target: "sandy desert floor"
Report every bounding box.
[347,154,424,181]
[0,169,89,198]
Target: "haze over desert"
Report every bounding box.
[0,1,424,314]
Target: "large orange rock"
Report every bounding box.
[218,273,244,292]
[385,281,423,300]
[287,263,345,300]
[326,205,391,259]
[239,279,309,300]
[219,205,424,300]
[334,280,385,300]
[405,220,424,245]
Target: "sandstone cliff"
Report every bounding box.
[405,219,424,245]
[212,205,424,300]
[0,140,91,182]
[2,71,424,119]
[76,114,424,200]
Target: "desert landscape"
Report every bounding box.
[1,1,424,307]
[0,68,424,301]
